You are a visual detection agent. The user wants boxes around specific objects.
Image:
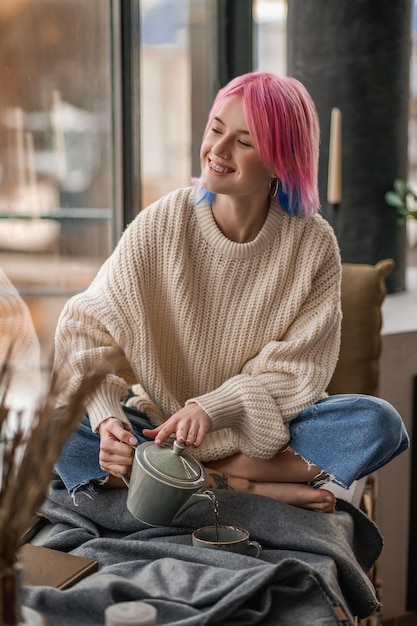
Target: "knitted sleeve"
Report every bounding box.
[53,189,194,432]
[188,239,342,462]
[52,214,150,432]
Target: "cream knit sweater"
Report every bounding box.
[54,187,342,462]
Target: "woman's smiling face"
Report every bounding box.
[200,95,274,203]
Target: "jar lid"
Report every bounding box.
[138,440,204,485]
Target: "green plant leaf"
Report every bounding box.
[393,178,409,197]
[385,190,406,208]
[396,206,410,216]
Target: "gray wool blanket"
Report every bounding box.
[21,479,382,626]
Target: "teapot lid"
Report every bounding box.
[138,440,205,486]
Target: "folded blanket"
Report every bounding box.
[21,479,382,625]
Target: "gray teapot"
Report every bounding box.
[122,439,213,526]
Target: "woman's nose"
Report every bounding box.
[212,137,231,159]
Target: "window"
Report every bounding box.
[0,0,121,355]
[139,0,217,207]
[253,0,287,75]
[140,0,191,207]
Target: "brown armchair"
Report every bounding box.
[327,259,394,626]
[327,259,394,398]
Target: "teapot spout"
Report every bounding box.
[174,490,215,519]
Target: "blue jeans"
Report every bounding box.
[289,394,409,488]
[55,394,409,496]
[55,406,155,496]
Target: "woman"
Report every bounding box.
[54,72,408,513]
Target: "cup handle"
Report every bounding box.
[247,541,262,558]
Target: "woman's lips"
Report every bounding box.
[208,159,235,174]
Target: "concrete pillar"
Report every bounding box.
[287,0,412,293]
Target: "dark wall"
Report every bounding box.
[287,0,412,293]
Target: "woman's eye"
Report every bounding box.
[211,127,222,134]
[238,139,252,147]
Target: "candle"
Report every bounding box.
[105,601,157,626]
[327,107,342,205]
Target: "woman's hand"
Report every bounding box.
[143,403,211,447]
[98,417,138,478]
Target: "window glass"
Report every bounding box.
[0,0,118,355]
[140,0,191,207]
[253,0,287,75]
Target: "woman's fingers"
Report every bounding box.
[98,417,137,477]
[193,422,208,447]
[99,441,134,475]
[144,421,177,445]
[144,416,192,445]
[185,423,205,447]
[143,404,211,447]
[100,417,138,446]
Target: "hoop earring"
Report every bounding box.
[270,178,279,199]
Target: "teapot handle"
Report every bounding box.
[121,441,139,487]
[174,490,215,519]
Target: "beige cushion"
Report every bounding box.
[326,259,394,397]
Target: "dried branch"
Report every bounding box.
[0,352,121,568]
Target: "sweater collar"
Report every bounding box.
[194,198,284,259]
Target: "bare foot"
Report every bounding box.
[204,468,336,513]
[250,481,336,513]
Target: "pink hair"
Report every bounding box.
[202,72,320,217]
